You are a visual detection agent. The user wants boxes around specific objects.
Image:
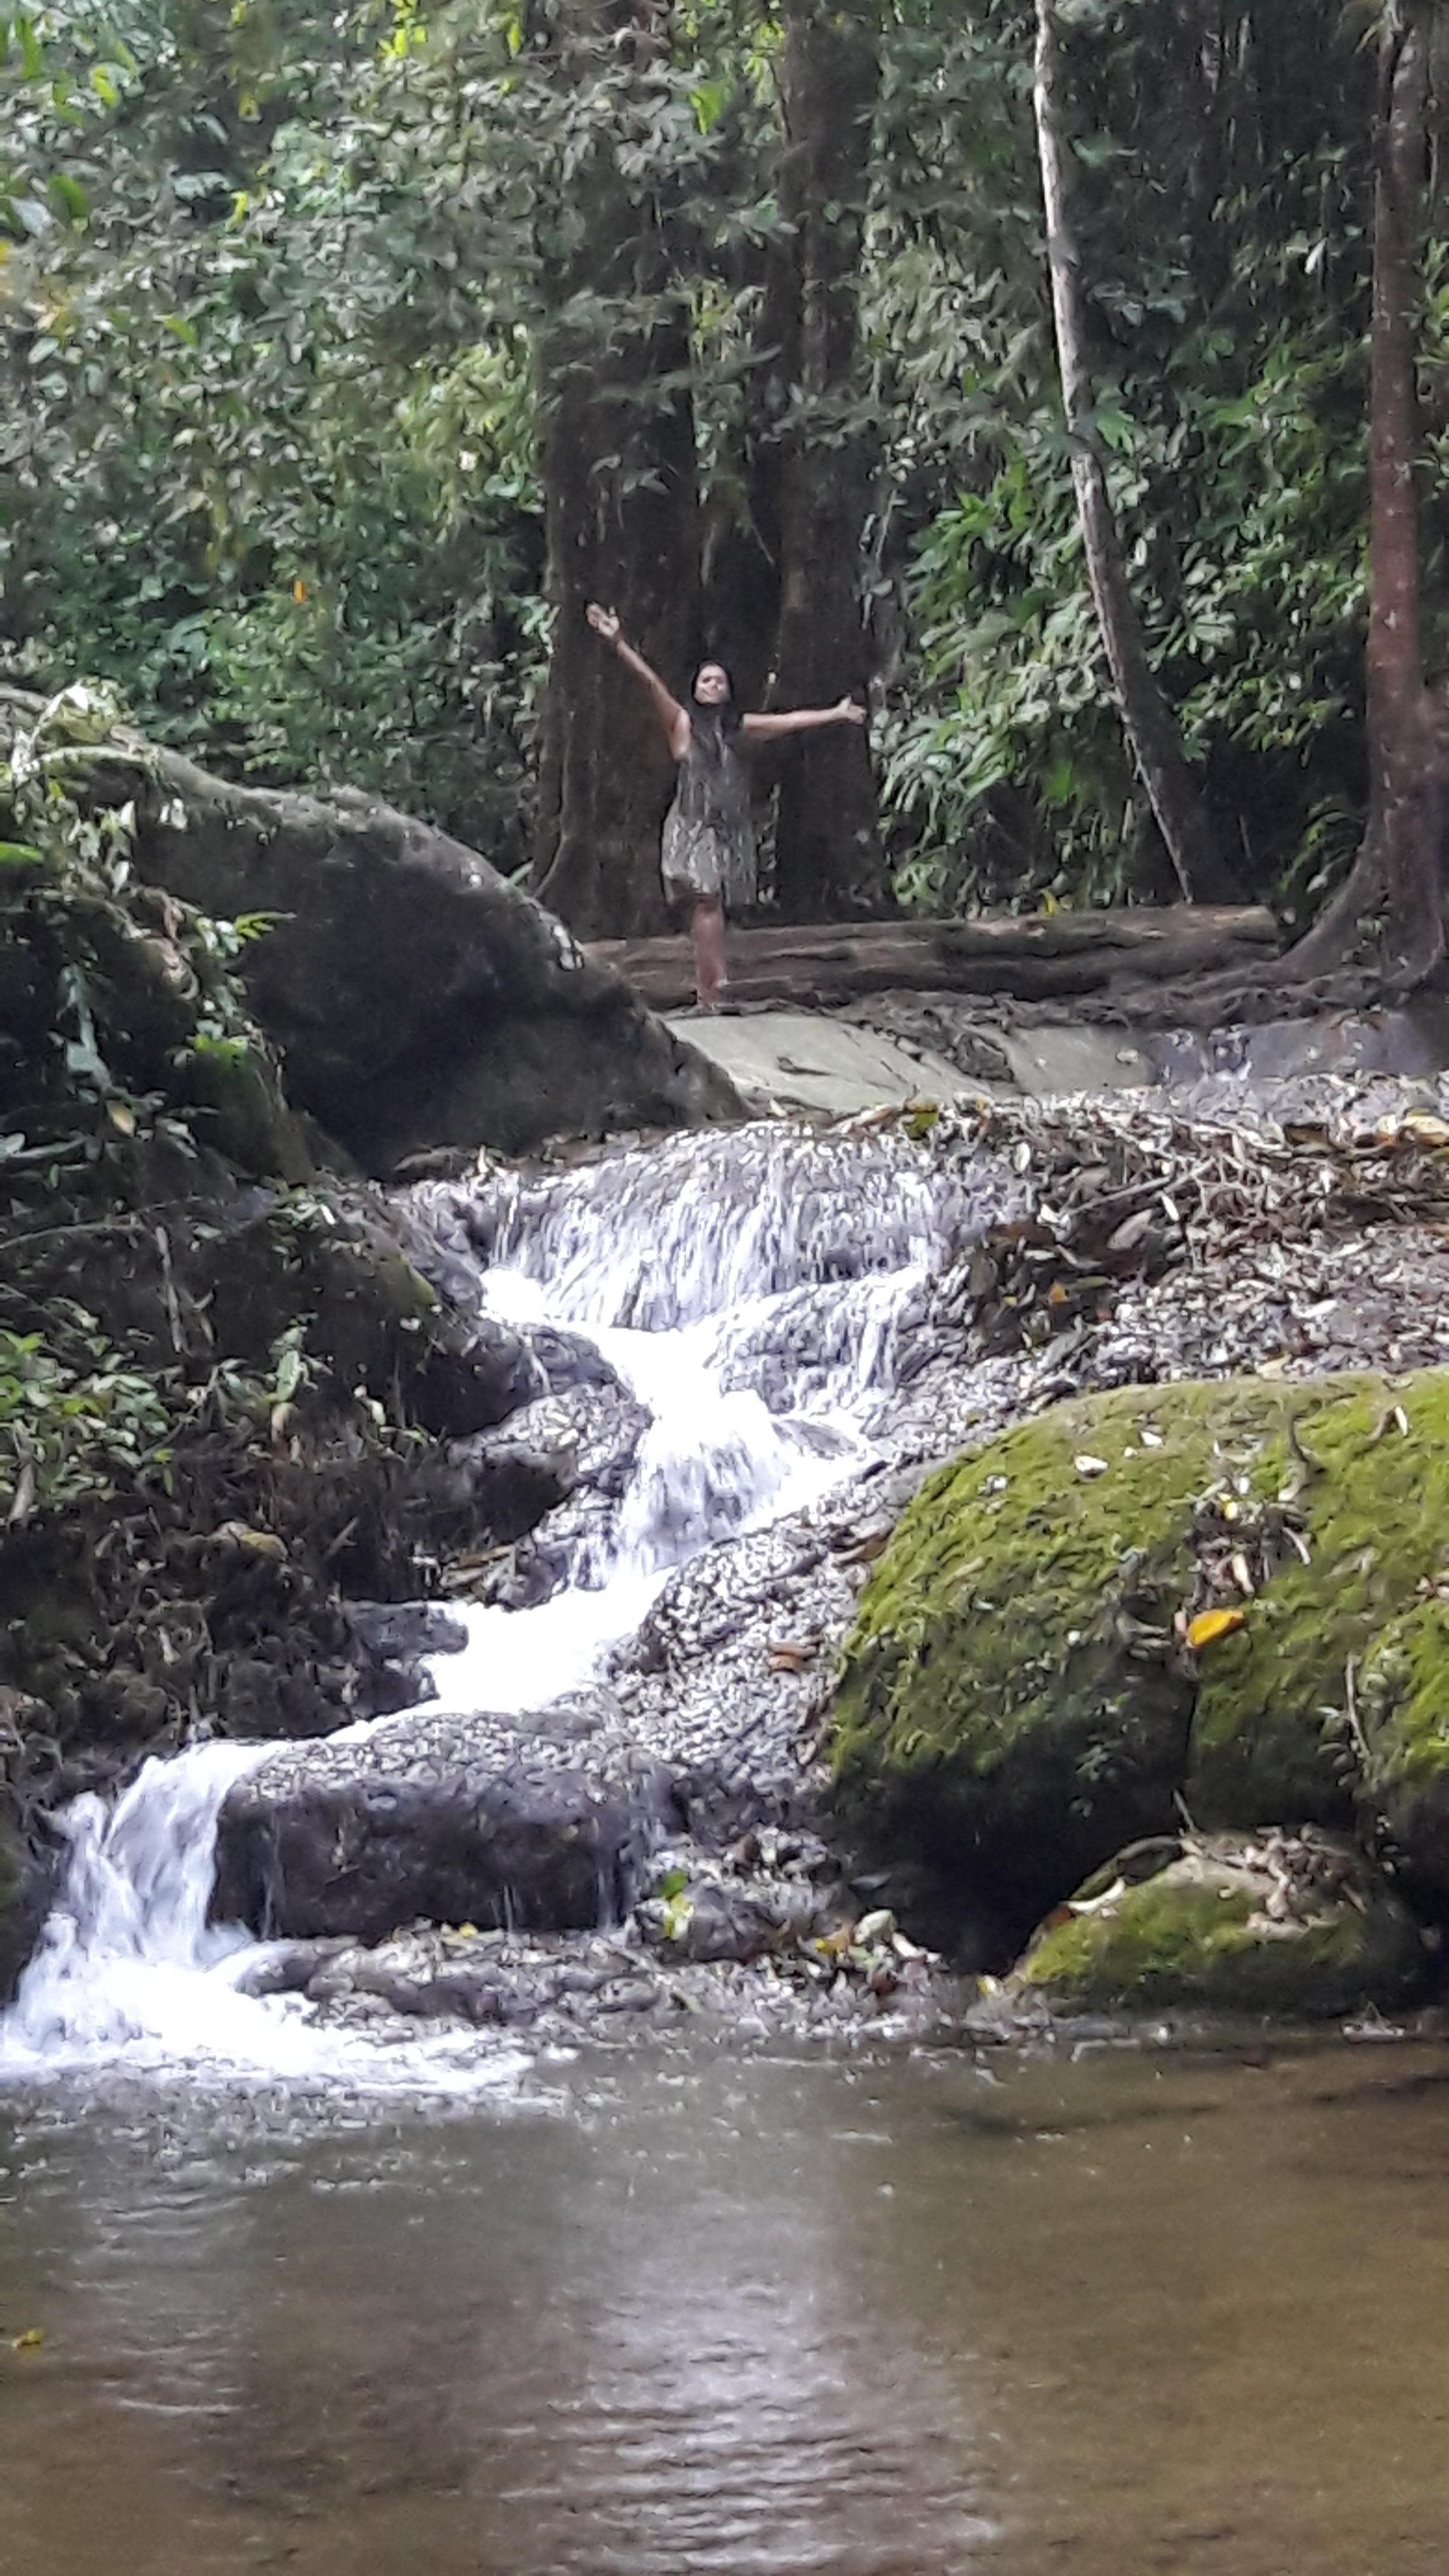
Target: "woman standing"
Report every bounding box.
[586,603,867,1010]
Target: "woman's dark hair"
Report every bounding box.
[690,661,741,761]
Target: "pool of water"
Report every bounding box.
[3,2032,1448,2574]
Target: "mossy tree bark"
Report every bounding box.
[529,0,701,939]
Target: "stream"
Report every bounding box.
[1,1118,1444,2574]
[4,2035,1449,2575]
[0,1124,970,2088]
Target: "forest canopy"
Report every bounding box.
[1,2,1443,945]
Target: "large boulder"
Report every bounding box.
[1010,1830,1427,2019]
[52,721,741,1168]
[213,1698,681,1942]
[831,1370,1449,1943]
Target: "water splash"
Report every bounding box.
[469,1123,973,1330]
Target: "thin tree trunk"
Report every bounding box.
[530,0,701,939]
[1032,0,1240,906]
[763,0,886,921]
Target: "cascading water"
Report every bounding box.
[0,1124,975,2090]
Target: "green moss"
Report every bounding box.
[1357,1602,1449,1908]
[1014,1841,1426,2018]
[1359,1603,1449,1787]
[1188,1377,1449,1819]
[831,1368,1449,1928]
[182,1033,311,1181]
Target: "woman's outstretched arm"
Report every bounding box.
[587,604,691,758]
[740,697,868,741]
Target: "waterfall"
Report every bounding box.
[0,1123,968,2089]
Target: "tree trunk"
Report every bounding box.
[1287,2,1438,982]
[1032,0,1241,907]
[529,1,701,940]
[763,0,886,921]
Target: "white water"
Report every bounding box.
[0,1129,961,2091]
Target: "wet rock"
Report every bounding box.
[286,1903,962,2047]
[443,1440,572,1546]
[1009,1830,1428,2019]
[523,1324,628,1398]
[462,1383,652,1601]
[409,1314,543,1439]
[637,1876,789,1965]
[344,1602,469,1666]
[0,1690,64,2004]
[233,1937,351,1998]
[203,1594,465,1744]
[0,1796,30,2004]
[203,1184,538,1433]
[519,1383,650,1498]
[212,1707,682,1943]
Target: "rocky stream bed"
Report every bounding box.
[12,1067,1449,2079]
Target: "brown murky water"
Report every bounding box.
[2,2033,1447,2575]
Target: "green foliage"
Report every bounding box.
[0,681,287,1142]
[0,1320,172,1519]
[0,3,545,861]
[0,0,1440,916]
[0,680,318,1520]
[869,0,1385,915]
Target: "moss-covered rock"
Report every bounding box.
[1358,1602,1449,1911]
[1010,1830,1427,2018]
[831,1370,1449,1938]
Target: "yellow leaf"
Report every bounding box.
[1402,1112,1449,1148]
[292,577,308,603]
[105,1098,135,1136]
[11,2328,43,2352]
[1188,1607,1247,1652]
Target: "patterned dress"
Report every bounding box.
[660,716,756,911]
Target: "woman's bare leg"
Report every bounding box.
[691,896,726,1010]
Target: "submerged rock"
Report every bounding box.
[1010,1830,1428,2019]
[831,1368,1449,1944]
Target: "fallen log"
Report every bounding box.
[587,907,1281,1012]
